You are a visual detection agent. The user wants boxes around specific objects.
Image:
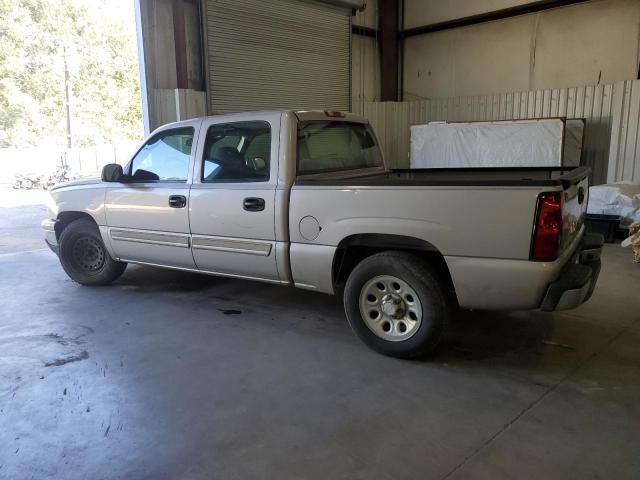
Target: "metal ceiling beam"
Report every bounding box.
[401,0,592,38]
[351,24,378,38]
[316,0,366,12]
[352,0,594,38]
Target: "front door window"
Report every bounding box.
[130,128,194,182]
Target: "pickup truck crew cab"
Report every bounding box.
[42,110,603,358]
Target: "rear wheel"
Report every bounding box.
[344,251,448,358]
[58,218,126,286]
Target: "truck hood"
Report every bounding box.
[50,176,102,191]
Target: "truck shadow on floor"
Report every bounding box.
[114,264,225,292]
[114,265,558,368]
[439,309,555,363]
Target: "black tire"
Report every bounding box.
[344,251,448,359]
[58,218,127,286]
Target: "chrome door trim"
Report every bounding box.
[191,235,273,256]
[108,227,190,248]
[109,228,274,256]
[119,258,289,285]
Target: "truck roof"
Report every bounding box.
[155,110,368,132]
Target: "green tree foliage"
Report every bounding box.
[0,0,142,147]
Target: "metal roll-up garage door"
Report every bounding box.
[205,0,351,113]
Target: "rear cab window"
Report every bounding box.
[296,121,384,176]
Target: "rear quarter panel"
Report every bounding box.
[289,185,548,259]
[288,183,568,308]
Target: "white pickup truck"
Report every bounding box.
[42,110,602,358]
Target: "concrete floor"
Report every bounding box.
[1,188,639,479]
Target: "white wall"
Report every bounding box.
[0,142,140,183]
[352,35,380,111]
[403,0,640,100]
[404,0,542,27]
[362,79,640,185]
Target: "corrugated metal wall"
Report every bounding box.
[357,81,640,186]
[608,80,640,183]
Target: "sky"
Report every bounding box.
[85,0,138,36]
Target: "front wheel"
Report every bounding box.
[344,251,448,358]
[58,218,127,286]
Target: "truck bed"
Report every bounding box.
[296,166,590,188]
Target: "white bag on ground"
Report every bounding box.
[588,183,640,226]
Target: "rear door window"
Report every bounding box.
[202,121,271,183]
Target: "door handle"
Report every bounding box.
[168,195,187,208]
[243,197,265,212]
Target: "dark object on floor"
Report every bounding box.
[584,214,620,243]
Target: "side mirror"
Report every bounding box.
[102,163,124,182]
[131,168,160,182]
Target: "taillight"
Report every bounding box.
[324,110,346,118]
[531,192,562,261]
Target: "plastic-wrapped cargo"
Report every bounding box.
[588,183,640,227]
[410,118,578,169]
[564,119,585,167]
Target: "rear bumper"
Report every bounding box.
[42,219,59,255]
[540,233,603,312]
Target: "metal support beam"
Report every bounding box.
[401,0,592,38]
[379,0,399,101]
[134,0,150,136]
[172,0,188,89]
[351,24,378,38]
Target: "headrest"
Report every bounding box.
[214,146,244,168]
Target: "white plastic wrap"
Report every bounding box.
[410,119,565,169]
[563,119,585,167]
[588,183,640,226]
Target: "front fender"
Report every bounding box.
[49,184,108,226]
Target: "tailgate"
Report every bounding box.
[559,167,590,252]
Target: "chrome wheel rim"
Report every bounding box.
[358,275,422,342]
[72,236,105,272]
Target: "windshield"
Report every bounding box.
[297,121,384,175]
